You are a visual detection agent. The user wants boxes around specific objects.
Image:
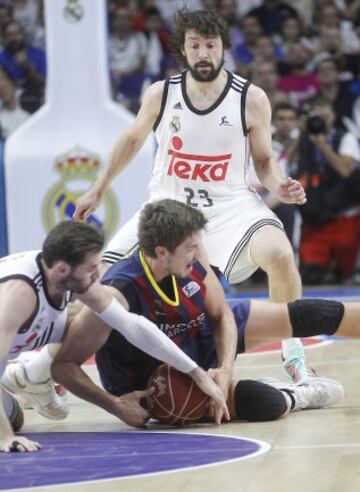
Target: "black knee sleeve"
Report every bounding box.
[234,380,288,422]
[288,299,344,338]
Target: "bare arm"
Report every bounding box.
[203,264,237,386]
[0,281,41,452]
[311,134,355,178]
[73,81,164,220]
[247,85,306,205]
[51,303,152,428]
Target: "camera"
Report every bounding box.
[306,114,326,135]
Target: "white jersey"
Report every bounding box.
[104,71,283,282]
[149,70,255,213]
[0,251,70,358]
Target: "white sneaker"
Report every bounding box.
[258,377,344,411]
[1,363,69,420]
[281,338,317,383]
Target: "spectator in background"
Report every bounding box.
[293,98,360,284]
[142,6,166,80]
[251,60,289,107]
[247,102,300,245]
[218,0,242,46]
[274,15,312,56]
[344,0,360,25]
[317,3,360,55]
[0,2,12,49]
[311,56,360,132]
[248,0,298,35]
[0,19,45,113]
[0,67,29,138]
[278,42,319,107]
[269,102,300,245]
[31,0,45,50]
[233,14,263,75]
[12,0,38,42]
[109,5,147,112]
[312,25,344,62]
[253,34,285,65]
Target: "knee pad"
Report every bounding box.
[234,380,288,422]
[3,391,24,432]
[288,299,344,338]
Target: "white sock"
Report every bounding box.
[280,389,295,414]
[22,345,59,383]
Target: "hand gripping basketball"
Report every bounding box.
[147,364,210,425]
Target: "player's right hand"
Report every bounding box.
[73,188,102,221]
[114,387,154,428]
[1,435,42,453]
[189,367,230,424]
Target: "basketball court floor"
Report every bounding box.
[2,286,360,492]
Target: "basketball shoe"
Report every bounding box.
[281,338,317,384]
[1,363,69,420]
[258,377,344,411]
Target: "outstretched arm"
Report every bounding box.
[73,81,164,220]
[202,260,236,423]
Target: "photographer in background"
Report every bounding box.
[292,98,360,284]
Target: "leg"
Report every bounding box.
[240,297,360,346]
[249,224,301,301]
[249,226,317,382]
[1,317,69,421]
[227,376,344,422]
[2,346,69,420]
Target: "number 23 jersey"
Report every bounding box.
[149,70,254,211]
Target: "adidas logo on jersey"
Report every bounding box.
[173,102,183,110]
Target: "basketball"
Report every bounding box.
[147,364,210,425]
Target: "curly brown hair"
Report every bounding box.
[170,8,232,66]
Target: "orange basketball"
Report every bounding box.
[147,364,210,425]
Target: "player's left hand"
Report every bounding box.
[189,367,230,424]
[207,367,232,424]
[276,177,306,205]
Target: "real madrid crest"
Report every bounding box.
[169,115,181,133]
[42,145,119,240]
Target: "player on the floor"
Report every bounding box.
[0,219,228,453]
[49,200,348,425]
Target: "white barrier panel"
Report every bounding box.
[5,0,153,253]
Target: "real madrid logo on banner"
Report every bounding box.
[42,145,119,240]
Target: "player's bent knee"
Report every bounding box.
[234,380,287,422]
[288,299,344,338]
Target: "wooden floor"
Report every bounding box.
[9,337,360,492]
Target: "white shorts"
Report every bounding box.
[103,194,283,284]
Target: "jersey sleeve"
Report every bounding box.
[101,278,142,314]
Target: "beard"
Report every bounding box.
[187,57,224,82]
[61,275,94,294]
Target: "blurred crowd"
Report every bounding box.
[0,0,359,285]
